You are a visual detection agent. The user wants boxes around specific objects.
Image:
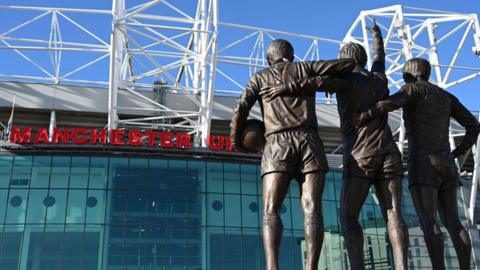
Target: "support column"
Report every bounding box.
[396,5,412,156]
[107,0,125,136]
[48,110,56,142]
[468,115,480,267]
[200,0,218,147]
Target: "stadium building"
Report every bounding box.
[0,2,479,270]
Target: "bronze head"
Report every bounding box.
[339,42,367,68]
[266,39,294,66]
[402,58,431,83]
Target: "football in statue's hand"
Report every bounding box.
[240,119,266,153]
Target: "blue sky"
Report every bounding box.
[1,0,479,111]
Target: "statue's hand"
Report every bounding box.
[259,84,288,102]
[366,19,380,33]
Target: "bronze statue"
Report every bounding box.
[356,58,480,270]
[260,22,409,270]
[230,39,354,270]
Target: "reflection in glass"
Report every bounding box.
[0,155,468,270]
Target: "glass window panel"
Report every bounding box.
[224,163,240,194]
[165,226,187,267]
[107,242,124,267]
[207,162,223,193]
[321,231,345,269]
[145,190,167,225]
[241,195,259,228]
[25,225,47,270]
[289,179,300,198]
[292,230,304,270]
[169,160,195,192]
[110,158,129,190]
[240,164,257,195]
[42,225,65,270]
[69,157,89,189]
[122,228,145,266]
[255,166,262,196]
[83,226,101,270]
[224,228,242,270]
[149,158,168,191]
[66,190,87,224]
[207,193,223,226]
[278,230,295,270]
[106,224,125,266]
[89,157,108,189]
[125,190,146,224]
[188,160,205,192]
[46,189,68,224]
[0,156,13,188]
[291,198,303,230]
[323,173,336,201]
[185,226,202,269]
[323,200,340,233]
[224,194,241,227]
[0,189,8,223]
[185,193,202,227]
[280,197,293,230]
[242,229,261,270]
[14,155,33,167]
[364,188,375,204]
[62,225,84,270]
[1,225,23,269]
[26,189,48,223]
[333,172,343,201]
[30,156,51,188]
[258,230,266,269]
[128,158,149,190]
[5,189,28,224]
[110,190,127,224]
[86,189,105,224]
[11,156,32,189]
[208,227,224,270]
[50,156,71,189]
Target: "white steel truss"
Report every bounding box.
[0,1,219,147]
[109,0,219,147]
[0,4,478,146]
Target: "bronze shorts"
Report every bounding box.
[344,152,404,181]
[261,128,328,177]
[408,155,460,191]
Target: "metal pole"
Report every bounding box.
[468,115,480,267]
[198,0,208,147]
[396,5,412,156]
[48,110,56,142]
[201,0,218,147]
[426,21,444,87]
[107,0,125,136]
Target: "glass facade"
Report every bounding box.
[0,154,470,269]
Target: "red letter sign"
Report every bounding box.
[110,129,125,145]
[90,128,107,144]
[128,130,143,146]
[72,128,88,144]
[52,128,70,144]
[10,128,32,144]
[160,132,174,148]
[176,133,191,149]
[208,135,224,151]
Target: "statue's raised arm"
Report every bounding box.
[368,19,385,74]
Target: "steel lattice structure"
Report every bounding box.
[0,2,479,265]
